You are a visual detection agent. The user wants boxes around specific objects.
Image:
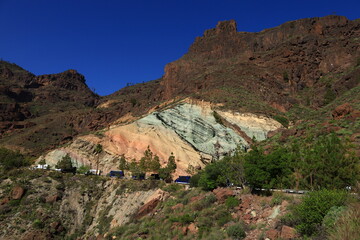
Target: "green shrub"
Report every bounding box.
[179,214,195,224]
[130,98,137,107]
[0,147,30,170]
[77,165,90,174]
[323,86,336,105]
[198,161,228,190]
[328,203,360,240]
[169,213,195,225]
[204,193,217,205]
[190,173,201,187]
[294,189,349,236]
[33,219,44,229]
[283,71,289,81]
[55,154,73,170]
[279,212,299,227]
[273,115,289,128]
[322,206,347,230]
[225,196,240,209]
[270,192,290,207]
[9,199,21,207]
[162,183,182,193]
[214,208,232,226]
[226,223,246,239]
[213,111,223,125]
[193,194,217,211]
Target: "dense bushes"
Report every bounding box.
[189,131,359,203]
[225,196,240,209]
[55,154,73,170]
[244,133,358,190]
[327,203,360,240]
[0,147,30,171]
[191,149,246,191]
[293,189,349,236]
[192,133,358,192]
[244,146,293,189]
[226,223,246,239]
[273,115,289,128]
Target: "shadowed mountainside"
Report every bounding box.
[0,15,359,156]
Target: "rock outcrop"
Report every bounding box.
[213,187,235,203]
[11,186,25,200]
[2,15,360,156]
[38,101,282,177]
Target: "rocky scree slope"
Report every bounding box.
[0,169,295,240]
[0,169,168,239]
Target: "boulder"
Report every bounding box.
[21,230,50,240]
[0,197,9,205]
[45,194,59,203]
[136,197,161,219]
[187,223,198,234]
[332,103,353,119]
[240,195,252,209]
[266,229,279,240]
[50,221,64,233]
[11,186,25,200]
[190,195,203,203]
[213,188,234,203]
[171,203,184,210]
[181,226,188,235]
[280,225,297,239]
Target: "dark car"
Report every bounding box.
[61,167,77,174]
[109,171,125,178]
[132,173,146,180]
[175,176,191,184]
[150,174,160,180]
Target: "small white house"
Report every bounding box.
[88,169,101,175]
[36,164,49,170]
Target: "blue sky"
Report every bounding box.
[0,0,359,95]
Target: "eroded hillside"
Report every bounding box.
[1,15,359,156]
[37,100,282,177]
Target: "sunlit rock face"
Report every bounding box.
[38,102,282,176]
[217,110,282,141]
[154,103,247,157]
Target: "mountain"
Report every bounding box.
[0,15,359,240]
[1,15,359,158]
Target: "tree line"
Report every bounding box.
[191,133,359,191]
[53,145,177,180]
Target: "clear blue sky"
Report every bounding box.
[0,0,359,96]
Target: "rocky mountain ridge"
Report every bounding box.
[0,15,359,157]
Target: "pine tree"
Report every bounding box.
[55,154,73,170]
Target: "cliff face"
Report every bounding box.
[159,16,360,111]
[0,61,98,136]
[0,171,166,239]
[1,15,360,156]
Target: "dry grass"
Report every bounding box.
[328,202,360,240]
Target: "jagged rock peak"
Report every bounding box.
[204,20,237,37]
[64,69,78,75]
[36,69,86,84]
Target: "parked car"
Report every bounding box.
[109,170,125,178]
[175,176,191,184]
[132,173,146,180]
[149,174,160,180]
[61,167,77,174]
